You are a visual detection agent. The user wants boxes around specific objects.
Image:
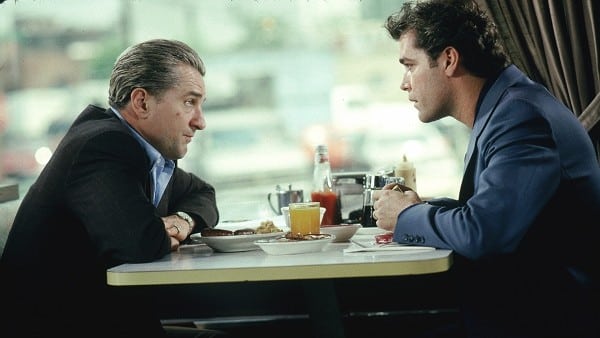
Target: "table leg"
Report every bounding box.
[303,279,345,338]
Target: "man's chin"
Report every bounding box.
[165,150,185,161]
[177,148,188,160]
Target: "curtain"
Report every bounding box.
[477,0,600,161]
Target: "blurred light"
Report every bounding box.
[302,124,328,149]
[402,140,426,159]
[34,147,52,166]
[67,41,98,61]
[261,17,277,31]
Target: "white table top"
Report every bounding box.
[107,242,453,286]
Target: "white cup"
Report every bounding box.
[281,206,326,229]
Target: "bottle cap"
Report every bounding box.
[396,154,414,169]
[316,144,328,154]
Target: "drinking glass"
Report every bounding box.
[289,202,321,235]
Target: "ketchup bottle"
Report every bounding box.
[311,144,340,225]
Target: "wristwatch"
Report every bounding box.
[175,211,194,231]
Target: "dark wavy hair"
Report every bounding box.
[108,39,206,109]
[384,0,509,77]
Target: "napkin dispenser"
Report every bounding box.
[332,171,367,223]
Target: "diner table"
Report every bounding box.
[107,218,454,338]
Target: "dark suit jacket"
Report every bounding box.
[395,66,600,337]
[0,105,219,337]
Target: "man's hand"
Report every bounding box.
[162,215,192,251]
[372,183,422,232]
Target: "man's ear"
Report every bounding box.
[130,88,150,119]
[442,46,459,76]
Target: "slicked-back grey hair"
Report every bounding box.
[108,39,206,109]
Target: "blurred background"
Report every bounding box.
[0,0,469,220]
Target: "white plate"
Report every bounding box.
[320,224,361,242]
[216,217,287,232]
[254,234,335,255]
[190,232,284,252]
[354,227,388,236]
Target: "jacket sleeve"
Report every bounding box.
[394,99,560,260]
[166,166,219,235]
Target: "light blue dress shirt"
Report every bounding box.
[110,107,174,206]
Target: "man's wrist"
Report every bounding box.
[175,211,195,234]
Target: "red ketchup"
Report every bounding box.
[311,190,339,225]
[375,232,394,244]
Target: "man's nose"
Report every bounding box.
[400,75,411,91]
[192,109,206,130]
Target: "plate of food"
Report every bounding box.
[190,220,285,252]
[254,233,335,255]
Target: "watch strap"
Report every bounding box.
[175,211,194,231]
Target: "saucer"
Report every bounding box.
[254,234,334,255]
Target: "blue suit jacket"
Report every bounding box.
[396,66,600,337]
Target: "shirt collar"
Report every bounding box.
[474,68,505,116]
[109,107,174,170]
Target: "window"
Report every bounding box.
[0,0,469,220]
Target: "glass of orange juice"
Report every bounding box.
[289,202,321,236]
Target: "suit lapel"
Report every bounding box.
[459,154,476,202]
[459,66,525,201]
